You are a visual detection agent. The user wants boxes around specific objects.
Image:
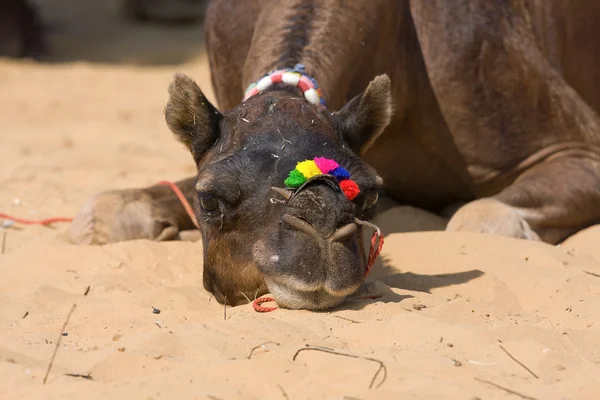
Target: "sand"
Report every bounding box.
[1,2,600,399]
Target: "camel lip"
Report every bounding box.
[264,277,358,310]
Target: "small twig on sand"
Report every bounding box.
[65,372,93,380]
[277,383,290,400]
[499,344,539,379]
[334,315,362,324]
[293,346,387,389]
[583,270,600,278]
[247,341,281,359]
[240,291,251,304]
[83,286,91,296]
[207,396,225,400]
[2,231,6,254]
[305,344,334,351]
[43,303,77,384]
[22,311,29,319]
[474,378,539,400]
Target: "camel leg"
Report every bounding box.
[447,155,600,244]
[68,177,198,245]
[409,0,600,243]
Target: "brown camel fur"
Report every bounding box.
[69,0,600,310]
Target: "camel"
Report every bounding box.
[68,0,600,310]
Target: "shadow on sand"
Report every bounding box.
[331,268,484,312]
[325,194,485,312]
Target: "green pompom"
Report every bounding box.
[284,169,306,188]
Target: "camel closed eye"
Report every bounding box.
[199,194,221,215]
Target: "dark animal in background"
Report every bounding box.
[0,0,46,59]
[121,0,208,24]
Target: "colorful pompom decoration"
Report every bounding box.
[284,157,361,200]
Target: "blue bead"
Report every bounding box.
[331,166,351,181]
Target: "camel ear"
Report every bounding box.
[334,74,394,155]
[165,73,222,163]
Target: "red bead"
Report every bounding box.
[271,73,283,84]
[297,79,311,92]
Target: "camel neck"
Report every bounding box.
[242,0,395,110]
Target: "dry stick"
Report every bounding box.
[499,344,539,379]
[43,303,77,384]
[1,231,6,254]
[583,270,600,278]
[292,346,387,389]
[304,344,334,351]
[247,341,281,359]
[65,373,92,380]
[474,378,539,400]
[240,291,252,304]
[333,315,362,324]
[277,383,290,400]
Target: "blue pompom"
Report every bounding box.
[331,166,351,181]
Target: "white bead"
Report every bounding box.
[303,88,320,105]
[256,76,273,91]
[282,72,301,86]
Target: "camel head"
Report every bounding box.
[165,72,393,310]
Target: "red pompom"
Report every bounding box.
[340,179,360,201]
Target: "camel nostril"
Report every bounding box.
[282,214,357,243]
[281,214,319,237]
[270,187,293,201]
[329,223,357,242]
[283,183,355,238]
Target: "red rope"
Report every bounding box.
[0,213,73,226]
[155,181,200,229]
[252,297,278,312]
[0,181,199,229]
[365,229,385,278]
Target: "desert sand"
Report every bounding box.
[1,2,600,399]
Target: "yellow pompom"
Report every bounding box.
[296,160,322,179]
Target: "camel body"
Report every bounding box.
[68,0,600,308]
